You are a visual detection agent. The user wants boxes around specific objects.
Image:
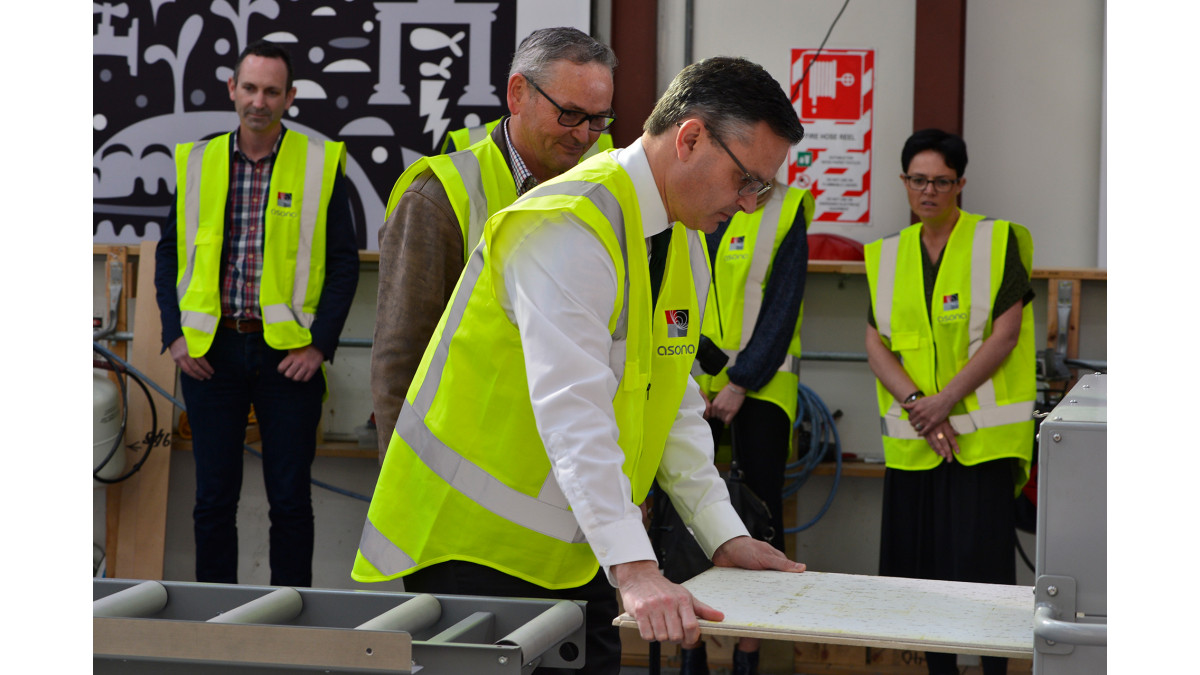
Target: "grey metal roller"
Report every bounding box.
[355,593,442,632]
[93,579,168,618]
[496,600,584,666]
[207,587,303,625]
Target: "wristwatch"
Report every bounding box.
[903,390,924,404]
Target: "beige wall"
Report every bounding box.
[963,0,1105,268]
[659,0,917,242]
[653,0,1104,266]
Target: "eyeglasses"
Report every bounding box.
[523,75,616,132]
[903,174,960,193]
[709,130,773,197]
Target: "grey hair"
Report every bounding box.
[508,27,617,83]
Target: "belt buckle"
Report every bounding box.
[233,317,257,333]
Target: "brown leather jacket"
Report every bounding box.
[370,123,517,463]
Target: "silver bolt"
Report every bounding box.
[1082,384,1090,389]
[1053,416,1062,421]
[1047,586,1058,596]
[1052,433,1062,443]
[1069,399,1078,404]
[498,656,508,665]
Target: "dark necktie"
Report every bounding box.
[647,228,673,307]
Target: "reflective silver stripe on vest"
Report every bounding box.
[357,516,416,576]
[518,181,632,341]
[178,140,219,335]
[739,192,785,350]
[467,124,488,146]
[449,150,488,260]
[261,139,325,330]
[874,234,901,339]
[881,400,1034,439]
[967,219,997,407]
[687,227,711,323]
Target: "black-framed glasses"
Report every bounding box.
[709,131,773,197]
[903,174,960,193]
[523,75,616,132]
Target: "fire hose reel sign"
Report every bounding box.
[788,48,874,225]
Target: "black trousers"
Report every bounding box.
[708,396,792,553]
[404,561,621,675]
[879,458,1017,675]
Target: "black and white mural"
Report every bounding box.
[93,0,589,249]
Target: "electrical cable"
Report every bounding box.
[789,0,853,101]
[91,342,372,502]
[782,382,842,533]
[1015,533,1035,573]
[93,345,159,484]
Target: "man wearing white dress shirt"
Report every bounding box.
[353,56,807,674]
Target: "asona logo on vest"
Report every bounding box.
[943,293,959,310]
[664,309,688,338]
[729,236,745,251]
[277,192,292,208]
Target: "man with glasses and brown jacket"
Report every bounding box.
[370,27,617,464]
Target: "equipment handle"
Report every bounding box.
[1033,603,1107,647]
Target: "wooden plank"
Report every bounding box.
[1067,278,1082,361]
[101,245,129,572]
[614,568,1034,659]
[1045,278,1061,353]
[111,240,177,580]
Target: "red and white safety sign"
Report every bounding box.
[787,48,874,224]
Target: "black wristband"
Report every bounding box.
[903,390,924,404]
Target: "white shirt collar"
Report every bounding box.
[610,137,672,239]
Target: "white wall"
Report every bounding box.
[963,0,1105,269]
[660,0,917,243]
[657,0,1105,266]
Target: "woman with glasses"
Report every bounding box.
[863,129,1037,675]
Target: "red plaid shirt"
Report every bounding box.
[221,130,283,319]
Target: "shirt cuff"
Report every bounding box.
[588,516,658,587]
[688,498,751,558]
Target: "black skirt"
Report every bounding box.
[878,457,1017,585]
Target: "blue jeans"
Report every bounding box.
[180,327,325,587]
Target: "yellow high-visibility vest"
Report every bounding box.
[354,152,710,589]
[173,130,345,356]
[865,211,1036,490]
[696,187,813,425]
[384,133,516,263]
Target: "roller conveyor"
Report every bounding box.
[94,578,587,673]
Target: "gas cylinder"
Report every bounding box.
[94,369,125,485]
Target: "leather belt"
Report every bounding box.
[220,317,264,333]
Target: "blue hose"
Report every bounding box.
[782,382,842,532]
[92,342,373,503]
